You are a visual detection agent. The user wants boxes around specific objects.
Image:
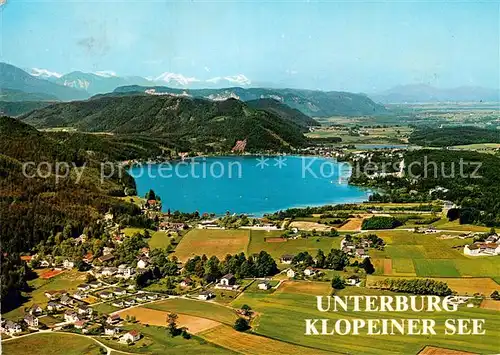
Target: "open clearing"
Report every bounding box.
[148,230,173,249]
[338,217,364,231]
[200,324,335,355]
[173,229,250,262]
[275,280,332,296]
[2,333,103,355]
[418,346,477,355]
[247,230,339,260]
[367,276,500,295]
[366,230,500,278]
[289,220,332,231]
[144,298,238,325]
[117,307,221,334]
[480,299,500,311]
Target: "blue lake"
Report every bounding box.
[129,156,371,216]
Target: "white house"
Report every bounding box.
[104,326,120,336]
[286,269,296,278]
[77,305,93,316]
[3,320,22,335]
[198,291,215,301]
[112,301,125,308]
[77,284,90,291]
[220,274,236,286]
[303,267,316,277]
[64,310,80,323]
[63,259,75,269]
[346,275,360,286]
[258,281,271,290]
[113,288,127,296]
[107,314,121,324]
[280,254,294,264]
[137,257,149,269]
[24,314,39,328]
[121,330,141,343]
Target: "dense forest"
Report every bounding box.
[351,149,500,226]
[409,126,500,147]
[21,95,307,152]
[0,116,143,310]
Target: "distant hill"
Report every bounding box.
[0,63,88,101]
[0,101,52,117]
[246,98,320,129]
[371,84,500,103]
[21,95,307,151]
[112,85,388,117]
[409,126,500,147]
[0,88,58,102]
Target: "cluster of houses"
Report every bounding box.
[340,238,372,258]
[464,235,500,256]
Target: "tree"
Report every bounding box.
[361,257,375,274]
[331,275,345,290]
[145,189,156,201]
[234,317,250,332]
[491,290,500,300]
[167,313,178,336]
[241,304,252,316]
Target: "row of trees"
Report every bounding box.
[184,251,279,281]
[372,278,452,296]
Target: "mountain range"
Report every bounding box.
[111,85,387,117]
[371,84,500,103]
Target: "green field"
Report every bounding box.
[246,230,340,260]
[148,230,174,249]
[144,298,238,326]
[2,333,104,355]
[366,230,500,278]
[231,282,500,354]
[173,229,250,262]
[98,324,234,355]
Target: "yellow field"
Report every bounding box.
[117,307,221,334]
[367,276,500,295]
[418,346,477,355]
[200,324,335,355]
[338,218,364,231]
[173,229,250,262]
[479,299,500,311]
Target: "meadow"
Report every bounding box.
[246,230,340,259]
[148,230,174,249]
[230,282,500,355]
[365,230,500,279]
[144,298,238,326]
[2,333,104,355]
[97,324,234,355]
[173,229,250,262]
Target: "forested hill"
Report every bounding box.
[246,98,319,129]
[409,126,500,147]
[111,85,388,117]
[21,95,307,151]
[0,116,144,309]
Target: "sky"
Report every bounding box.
[0,0,499,92]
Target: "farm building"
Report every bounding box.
[198,291,215,300]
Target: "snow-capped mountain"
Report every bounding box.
[26,66,253,96]
[30,68,63,79]
[154,72,200,87]
[206,74,251,87]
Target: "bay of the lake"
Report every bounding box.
[129,156,371,216]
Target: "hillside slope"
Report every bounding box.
[21,95,307,151]
[112,85,388,117]
[246,98,319,129]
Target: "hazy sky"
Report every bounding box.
[1,0,499,92]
